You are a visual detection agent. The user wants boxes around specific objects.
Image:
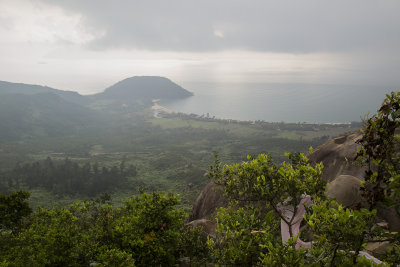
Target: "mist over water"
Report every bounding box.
[161,82,394,123]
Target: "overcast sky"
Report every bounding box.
[0,0,399,94]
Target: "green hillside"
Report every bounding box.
[0,93,105,141]
[0,80,87,105]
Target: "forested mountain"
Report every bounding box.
[1,76,193,106]
[0,93,105,141]
[0,76,193,142]
[0,80,87,105]
[91,76,193,102]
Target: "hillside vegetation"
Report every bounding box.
[1,77,398,265]
[0,92,399,266]
[0,77,358,209]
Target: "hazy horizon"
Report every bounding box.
[0,0,399,95]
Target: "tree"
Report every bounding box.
[356,91,400,209]
[207,152,325,265]
[355,91,400,264]
[110,192,186,266]
[305,200,379,265]
[208,151,385,265]
[0,191,200,266]
[10,207,85,266]
[209,151,325,242]
[0,190,31,230]
[207,204,277,266]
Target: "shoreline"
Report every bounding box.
[151,99,358,126]
[151,99,175,114]
[151,99,176,118]
[151,102,176,115]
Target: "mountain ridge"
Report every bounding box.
[0,92,104,141]
[0,76,193,142]
[0,81,87,105]
[0,76,193,103]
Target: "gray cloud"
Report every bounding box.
[40,0,400,53]
[1,0,399,91]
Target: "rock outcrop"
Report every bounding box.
[189,182,227,221]
[190,131,400,230]
[325,174,363,209]
[308,131,365,182]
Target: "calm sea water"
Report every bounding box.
[160,82,395,123]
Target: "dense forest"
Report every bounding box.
[1,157,136,196]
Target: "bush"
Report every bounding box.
[208,204,278,266]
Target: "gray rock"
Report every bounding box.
[191,131,400,231]
[308,131,365,182]
[326,175,363,208]
[189,182,228,221]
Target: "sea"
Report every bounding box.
[160,82,395,123]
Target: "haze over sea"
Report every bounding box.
[160,82,394,123]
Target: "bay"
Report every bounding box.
[160,82,394,123]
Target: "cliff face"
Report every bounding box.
[190,131,400,230]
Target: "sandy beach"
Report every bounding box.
[151,99,175,115]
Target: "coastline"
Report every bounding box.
[151,99,176,117]
[151,99,358,126]
[151,103,176,114]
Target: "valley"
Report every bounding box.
[0,77,360,210]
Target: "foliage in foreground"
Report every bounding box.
[356,91,400,209]
[0,190,31,230]
[207,152,391,266]
[0,191,208,267]
[207,204,278,265]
